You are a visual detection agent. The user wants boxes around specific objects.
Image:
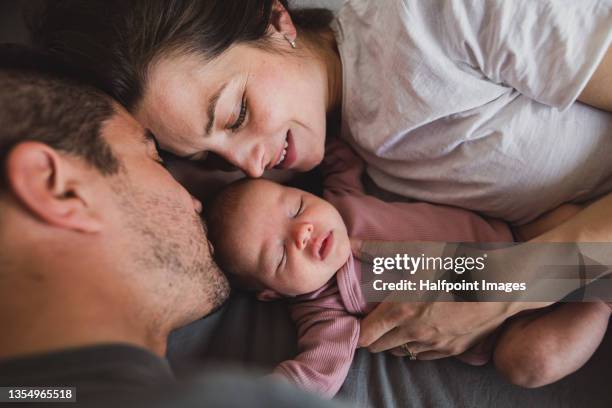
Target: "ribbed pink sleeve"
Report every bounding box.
[273,304,359,399]
[323,138,513,243]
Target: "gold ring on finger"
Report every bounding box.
[401,343,417,360]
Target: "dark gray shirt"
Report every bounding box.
[0,344,339,408]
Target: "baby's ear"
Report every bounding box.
[256,289,282,302]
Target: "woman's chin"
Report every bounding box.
[299,162,318,172]
[299,152,325,171]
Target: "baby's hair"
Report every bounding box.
[205,178,262,291]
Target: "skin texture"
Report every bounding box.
[219,179,351,299]
[0,106,229,359]
[134,1,342,178]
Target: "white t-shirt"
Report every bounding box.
[332,0,612,224]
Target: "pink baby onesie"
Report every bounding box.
[274,139,513,397]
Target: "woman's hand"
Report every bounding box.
[356,192,612,358]
[351,238,530,358]
[358,300,545,359]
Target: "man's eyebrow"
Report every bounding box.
[205,82,228,137]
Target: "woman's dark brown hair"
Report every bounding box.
[28,0,333,112]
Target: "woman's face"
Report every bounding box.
[134,42,329,178]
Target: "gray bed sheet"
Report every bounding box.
[168,292,612,408]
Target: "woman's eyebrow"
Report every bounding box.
[205,81,228,137]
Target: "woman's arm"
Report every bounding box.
[579,45,612,112]
[514,204,582,241]
[358,193,612,358]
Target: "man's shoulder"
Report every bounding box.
[0,344,174,402]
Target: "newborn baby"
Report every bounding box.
[206,140,611,397]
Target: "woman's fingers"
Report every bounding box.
[367,326,411,353]
[389,341,432,358]
[412,351,451,360]
[358,302,412,347]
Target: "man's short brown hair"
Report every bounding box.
[0,44,119,189]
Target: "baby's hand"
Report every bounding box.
[514,204,583,241]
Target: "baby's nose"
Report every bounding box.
[293,223,314,250]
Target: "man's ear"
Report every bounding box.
[269,0,297,41]
[256,288,283,302]
[5,141,103,233]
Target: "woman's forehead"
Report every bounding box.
[149,45,251,88]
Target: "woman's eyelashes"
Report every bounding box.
[228,94,248,132]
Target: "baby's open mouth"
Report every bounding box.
[274,129,297,169]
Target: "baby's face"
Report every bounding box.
[229,180,351,297]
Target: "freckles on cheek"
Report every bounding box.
[254,101,274,127]
[252,70,288,114]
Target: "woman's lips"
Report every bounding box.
[276,129,297,169]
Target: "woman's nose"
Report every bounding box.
[226,141,266,178]
[292,223,314,250]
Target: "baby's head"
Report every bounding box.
[206,179,351,300]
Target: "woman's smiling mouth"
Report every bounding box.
[274,129,297,169]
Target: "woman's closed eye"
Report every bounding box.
[228,95,248,132]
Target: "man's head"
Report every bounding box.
[0,45,229,357]
[206,179,350,299]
